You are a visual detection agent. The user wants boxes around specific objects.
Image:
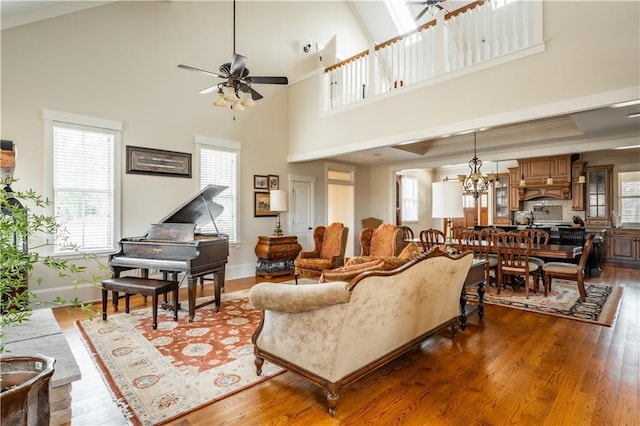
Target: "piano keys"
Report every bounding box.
[109,185,229,322]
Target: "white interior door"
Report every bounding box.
[290,176,314,251]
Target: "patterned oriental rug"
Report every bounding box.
[77,290,284,426]
[467,279,623,327]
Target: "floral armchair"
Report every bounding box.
[359,223,404,257]
[294,223,349,278]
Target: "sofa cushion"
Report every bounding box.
[399,242,421,260]
[319,259,386,283]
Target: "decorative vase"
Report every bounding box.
[0,355,55,426]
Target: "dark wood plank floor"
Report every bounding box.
[53,264,639,425]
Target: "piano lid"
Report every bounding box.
[159,184,227,229]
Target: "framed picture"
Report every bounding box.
[254,175,268,190]
[126,146,192,178]
[254,192,276,217]
[268,175,279,190]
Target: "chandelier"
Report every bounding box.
[462,132,490,198]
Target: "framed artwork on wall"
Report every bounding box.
[254,192,276,217]
[254,175,268,190]
[269,175,279,190]
[126,146,192,178]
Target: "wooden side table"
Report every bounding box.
[255,235,302,278]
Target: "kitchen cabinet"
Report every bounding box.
[508,167,520,211]
[519,155,572,184]
[606,228,640,266]
[571,160,586,211]
[493,173,510,225]
[585,165,613,227]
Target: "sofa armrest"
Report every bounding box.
[249,281,351,313]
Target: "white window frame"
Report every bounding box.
[617,168,640,227]
[400,175,419,223]
[194,135,241,244]
[43,109,122,257]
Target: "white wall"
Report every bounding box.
[287,1,640,161]
[0,1,369,304]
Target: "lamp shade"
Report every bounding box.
[432,181,463,218]
[270,190,287,212]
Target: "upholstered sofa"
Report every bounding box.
[249,249,474,415]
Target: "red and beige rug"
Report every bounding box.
[468,279,623,326]
[77,290,283,426]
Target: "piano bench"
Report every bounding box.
[101,277,179,330]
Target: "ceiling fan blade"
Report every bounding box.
[230,53,248,76]
[248,76,288,85]
[177,64,224,78]
[240,83,264,101]
[198,84,220,95]
[415,7,430,21]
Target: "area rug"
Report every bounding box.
[467,279,623,327]
[77,290,284,426]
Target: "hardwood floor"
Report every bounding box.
[53,265,639,425]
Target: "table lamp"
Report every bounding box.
[432,180,464,253]
[270,189,287,236]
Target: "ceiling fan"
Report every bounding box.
[408,0,448,21]
[177,0,288,110]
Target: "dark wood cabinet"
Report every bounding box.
[571,160,586,211]
[585,165,613,227]
[519,155,572,184]
[606,228,640,266]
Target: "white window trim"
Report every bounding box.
[194,134,242,245]
[42,109,122,257]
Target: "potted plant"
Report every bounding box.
[1,141,104,424]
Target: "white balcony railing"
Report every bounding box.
[323,0,543,111]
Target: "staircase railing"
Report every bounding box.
[323,0,542,111]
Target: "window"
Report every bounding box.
[196,136,240,243]
[619,170,640,225]
[401,175,419,222]
[44,110,121,254]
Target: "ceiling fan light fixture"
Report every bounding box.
[241,91,255,107]
[213,89,229,107]
[231,101,245,111]
[223,86,240,103]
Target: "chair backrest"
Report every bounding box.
[494,232,532,269]
[577,234,596,272]
[319,222,349,261]
[457,230,490,260]
[360,224,403,257]
[399,225,414,241]
[484,227,506,240]
[451,226,467,240]
[361,217,383,230]
[519,228,549,245]
[419,228,446,252]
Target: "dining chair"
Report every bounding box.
[542,234,595,301]
[399,225,414,241]
[494,232,540,298]
[484,227,506,240]
[519,228,550,284]
[419,228,446,252]
[457,230,497,286]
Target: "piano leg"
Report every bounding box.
[188,274,197,322]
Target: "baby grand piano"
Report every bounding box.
[109,185,229,322]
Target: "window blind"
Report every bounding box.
[401,175,419,222]
[619,170,640,225]
[52,124,114,253]
[199,146,238,242]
